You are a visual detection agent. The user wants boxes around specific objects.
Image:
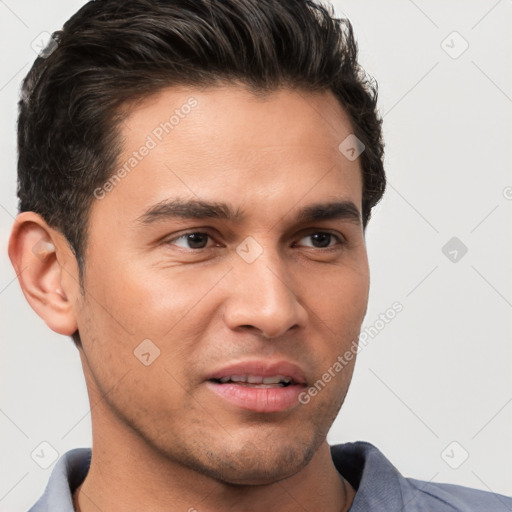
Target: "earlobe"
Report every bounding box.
[8,212,78,336]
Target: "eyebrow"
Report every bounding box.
[295,200,361,225]
[136,199,243,224]
[135,198,361,225]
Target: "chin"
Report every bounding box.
[183,428,321,486]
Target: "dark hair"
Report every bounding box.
[17,0,385,344]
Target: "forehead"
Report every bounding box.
[122,84,356,156]
[91,84,363,227]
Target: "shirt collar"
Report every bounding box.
[29,448,90,512]
[331,441,405,511]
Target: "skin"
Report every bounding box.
[9,85,369,512]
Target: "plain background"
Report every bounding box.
[1,1,511,510]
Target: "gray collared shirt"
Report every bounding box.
[28,441,512,511]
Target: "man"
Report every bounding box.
[8,0,511,511]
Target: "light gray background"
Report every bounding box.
[1,1,511,510]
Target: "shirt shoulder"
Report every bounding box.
[403,477,512,511]
[330,441,512,512]
[27,448,91,512]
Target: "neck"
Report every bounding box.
[74,421,354,512]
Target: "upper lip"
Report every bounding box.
[206,360,307,385]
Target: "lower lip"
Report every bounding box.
[206,381,305,413]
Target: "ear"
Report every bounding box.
[8,212,79,336]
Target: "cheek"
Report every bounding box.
[82,248,223,342]
[302,260,369,335]
[76,259,230,402]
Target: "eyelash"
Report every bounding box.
[165,230,345,251]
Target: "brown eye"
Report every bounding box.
[309,233,332,248]
[297,232,341,248]
[169,232,211,249]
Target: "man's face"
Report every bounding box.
[75,85,369,484]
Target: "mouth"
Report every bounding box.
[205,361,307,413]
[210,374,295,388]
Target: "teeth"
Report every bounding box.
[217,375,293,385]
[263,375,289,385]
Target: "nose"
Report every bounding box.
[223,248,308,339]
